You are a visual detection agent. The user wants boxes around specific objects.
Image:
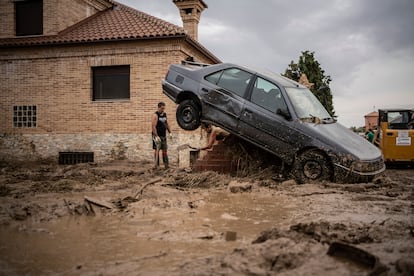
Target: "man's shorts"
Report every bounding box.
[152,136,168,150]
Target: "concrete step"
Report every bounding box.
[193,159,233,167]
[192,142,236,173]
[193,163,234,173]
[200,152,231,159]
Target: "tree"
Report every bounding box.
[283,51,335,117]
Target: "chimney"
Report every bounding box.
[173,0,207,41]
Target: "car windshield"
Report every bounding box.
[285,87,332,122]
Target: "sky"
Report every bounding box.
[117,0,414,128]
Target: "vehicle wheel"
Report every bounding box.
[176,99,201,130]
[292,150,332,184]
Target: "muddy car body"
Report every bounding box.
[162,62,385,183]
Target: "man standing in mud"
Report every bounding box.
[152,102,171,169]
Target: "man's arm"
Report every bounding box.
[151,113,158,137]
[200,131,217,150]
[165,118,171,134]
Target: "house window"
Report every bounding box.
[15,0,43,36]
[92,65,130,100]
[13,105,37,128]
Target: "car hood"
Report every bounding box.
[302,122,382,161]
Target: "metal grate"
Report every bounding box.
[59,152,94,165]
[13,105,37,128]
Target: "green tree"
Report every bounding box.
[283,51,335,117]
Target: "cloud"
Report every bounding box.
[334,48,414,127]
[117,0,414,127]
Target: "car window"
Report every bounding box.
[250,77,287,112]
[205,68,252,97]
[205,71,222,84]
[387,111,412,129]
[285,87,331,120]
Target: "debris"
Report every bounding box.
[198,235,214,240]
[176,144,197,151]
[134,177,162,199]
[9,209,28,221]
[166,171,229,189]
[225,231,237,241]
[176,143,190,151]
[396,258,414,275]
[113,196,139,210]
[63,199,74,215]
[281,179,297,186]
[74,202,94,216]
[228,180,252,193]
[84,196,113,209]
[327,242,388,275]
[187,198,204,209]
[221,213,239,220]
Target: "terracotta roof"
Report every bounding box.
[0,2,220,62]
[364,111,379,117]
[1,2,185,45]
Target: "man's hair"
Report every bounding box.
[158,102,166,108]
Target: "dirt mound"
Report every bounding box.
[165,170,231,189]
[179,219,414,275]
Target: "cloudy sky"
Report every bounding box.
[118,0,414,128]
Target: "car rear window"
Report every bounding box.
[205,68,252,97]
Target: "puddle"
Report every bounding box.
[0,190,292,275]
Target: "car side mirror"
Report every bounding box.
[277,108,291,120]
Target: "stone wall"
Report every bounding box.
[0,131,208,167]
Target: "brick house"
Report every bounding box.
[364,111,379,132]
[0,0,219,163]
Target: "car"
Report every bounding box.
[162,61,385,183]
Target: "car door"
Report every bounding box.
[200,68,253,130]
[238,76,297,162]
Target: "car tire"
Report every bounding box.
[293,150,332,184]
[176,99,201,130]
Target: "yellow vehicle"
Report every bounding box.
[376,109,414,164]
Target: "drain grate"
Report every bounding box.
[59,152,94,165]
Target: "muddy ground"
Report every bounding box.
[0,159,413,275]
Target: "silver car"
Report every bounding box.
[162,62,385,183]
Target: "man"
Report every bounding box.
[152,102,171,169]
[198,123,230,150]
[366,128,375,143]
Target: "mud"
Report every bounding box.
[0,160,413,275]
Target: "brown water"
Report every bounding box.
[0,191,291,275]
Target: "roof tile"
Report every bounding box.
[0,2,187,47]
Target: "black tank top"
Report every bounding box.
[155,111,167,137]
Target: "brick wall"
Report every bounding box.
[365,114,379,132]
[45,0,101,35]
[0,38,214,163]
[0,0,101,37]
[0,1,15,37]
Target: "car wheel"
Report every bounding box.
[176,99,201,130]
[293,150,332,184]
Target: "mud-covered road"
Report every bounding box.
[0,160,413,275]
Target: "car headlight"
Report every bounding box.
[352,161,371,172]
